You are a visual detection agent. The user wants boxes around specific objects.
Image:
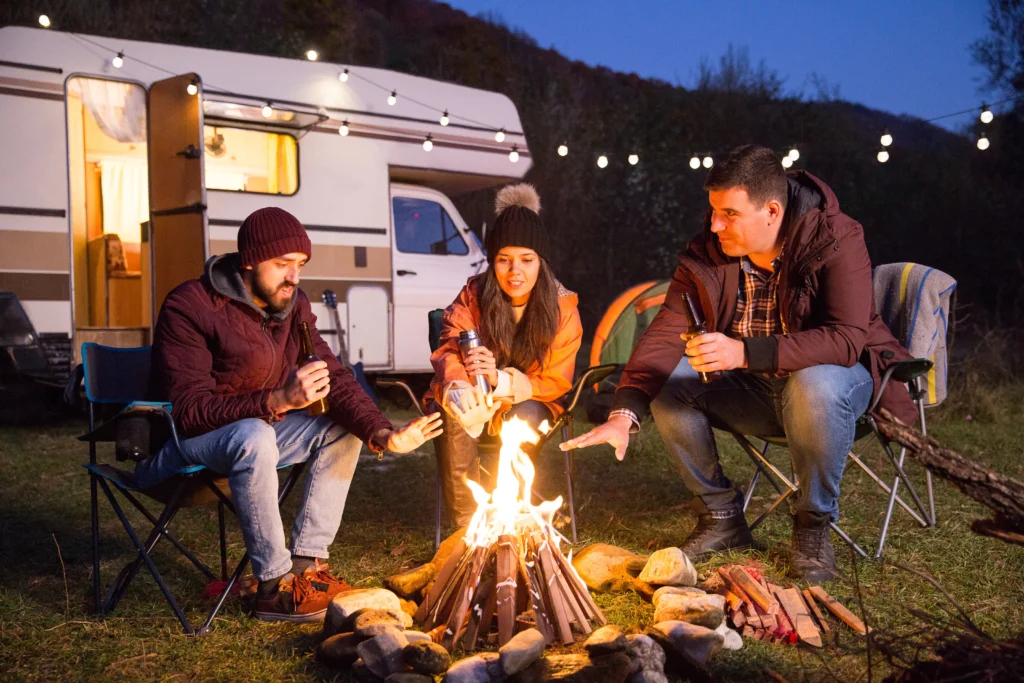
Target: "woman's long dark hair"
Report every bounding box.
[479,258,560,372]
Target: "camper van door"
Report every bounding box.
[389,185,484,372]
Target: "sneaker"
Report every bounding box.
[788,511,837,583]
[301,559,353,598]
[679,512,754,560]
[254,573,332,623]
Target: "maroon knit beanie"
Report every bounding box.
[237,207,312,266]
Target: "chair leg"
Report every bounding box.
[916,390,937,527]
[118,488,218,580]
[219,502,228,581]
[562,418,577,543]
[868,417,930,521]
[846,452,928,527]
[90,472,101,612]
[875,446,912,559]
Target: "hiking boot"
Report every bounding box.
[301,559,353,598]
[679,512,754,560]
[788,511,837,583]
[254,573,332,623]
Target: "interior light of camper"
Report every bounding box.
[782,156,794,169]
[702,155,713,168]
[495,129,506,143]
[628,153,639,166]
[980,105,993,124]
[788,147,800,161]
[187,79,198,96]
[306,50,318,61]
[509,145,520,163]
[440,110,450,126]
[38,14,51,27]
[977,134,990,150]
[339,69,349,82]
[423,135,434,152]
[597,155,608,169]
[557,143,568,157]
[877,149,890,163]
[388,91,397,106]
[339,120,349,136]
[689,156,701,169]
[880,130,893,147]
[112,52,124,68]
[262,103,273,118]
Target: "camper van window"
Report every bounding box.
[203,126,299,195]
[393,197,469,256]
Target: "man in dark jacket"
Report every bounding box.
[137,207,442,622]
[563,145,916,582]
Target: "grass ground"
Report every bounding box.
[1,389,1023,682]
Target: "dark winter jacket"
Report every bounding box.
[614,171,918,425]
[148,253,393,444]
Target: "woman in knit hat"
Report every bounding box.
[426,183,583,526]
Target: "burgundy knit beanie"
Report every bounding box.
[237,207,312,266]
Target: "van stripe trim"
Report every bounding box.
[209,218,386,235]
[0,206,67,217]
[0,59,63,75]
[0,85,64,101]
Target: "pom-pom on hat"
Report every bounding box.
[485,183,549,262]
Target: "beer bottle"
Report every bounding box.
[682,293,722,384]
[300,322,328,415]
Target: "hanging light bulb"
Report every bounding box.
[980,105,994,124]
[977,134,990,151]
[880,130,893,147]
[112,52,124,69]
[788,147,800,161]
[781,156,794,169]
[387,91,397,106]
[338,69,349,82]
[597,155,609,169]
[557,142,568,157]
[877,149,890,163]
[628,153,639,166]
[262,103,273,118]
[423,135,433,152]
[38,14,51,28]
[186,78,198,96]
[440,110,450,126]
[338,120,349,136]
[495,128,506,143]
[702,155,713,169]
[306,50,318,61]
[509,145,520,163]
[689,156,701,170]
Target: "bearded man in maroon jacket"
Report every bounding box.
[138,207,442,622]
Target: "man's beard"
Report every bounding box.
[252,275,296,314]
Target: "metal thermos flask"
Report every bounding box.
[458,329,492,395]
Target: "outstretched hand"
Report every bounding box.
[559,415,632,461]
[387,413,444,453]
[449,385,498,430]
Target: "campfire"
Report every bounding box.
[414,417,606,650]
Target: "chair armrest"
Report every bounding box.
[868,358,933,414]
[375,380,426,417]
[564,364,621,413]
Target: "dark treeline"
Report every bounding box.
[5,0,1023,332]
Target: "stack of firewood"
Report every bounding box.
[700,564,870,647]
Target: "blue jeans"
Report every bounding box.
[649,358,873,520]
[135,412,362,581]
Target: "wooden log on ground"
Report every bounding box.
[518,543,554,643]
[799,587,830,633]
[417,537,467,621]
[773,586,822,647]
[443,545,490,650]
[533,532,574,644]
[729,566,780,615]
[808,586,871,636]
[495,534,519,647]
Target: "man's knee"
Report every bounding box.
[226,419,278,467]
[785,365,866,414]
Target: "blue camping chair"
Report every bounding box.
[78,343,307,634]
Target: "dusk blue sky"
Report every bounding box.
[444,1,993,132]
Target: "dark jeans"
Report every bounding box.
[649,356,873,521]
[432,399,554,526]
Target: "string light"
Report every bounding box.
[306,50,318,61]
[440,110,450,126]
[877,149,890,163]
[38,15,51,28]
[387,91,397,106]
[338,69,349,82]
[495,128,506,143]
[980,105,993,124]
[262,102,273,118]
[782,156,794,169]
[509,145,520,163]
[628,153,639,166]
[557,142,568,157]
[186,78,198,96]
[423,134,433,152]
[977,134,990,151]
[702,155,713,169]
[689,156,701,170]
[880,130,893,147]
[788,147,800,161]
[338,120,349,136]
[597,155,609,168]
[112,52,124,68]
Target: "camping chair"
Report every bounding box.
[378,309,617,548]
[78,343,308,634]
[736,263,956,558]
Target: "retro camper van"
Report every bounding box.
[0,26,530,382]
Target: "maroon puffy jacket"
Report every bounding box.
[149,253,392,444]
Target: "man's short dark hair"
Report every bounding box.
[704,144,788,210]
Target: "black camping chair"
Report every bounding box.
[78,343,307,634]
[379,309,617,548]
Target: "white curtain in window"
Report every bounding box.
[205,168,247,191]
[99,159,149,244]
[69,79,147,143]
